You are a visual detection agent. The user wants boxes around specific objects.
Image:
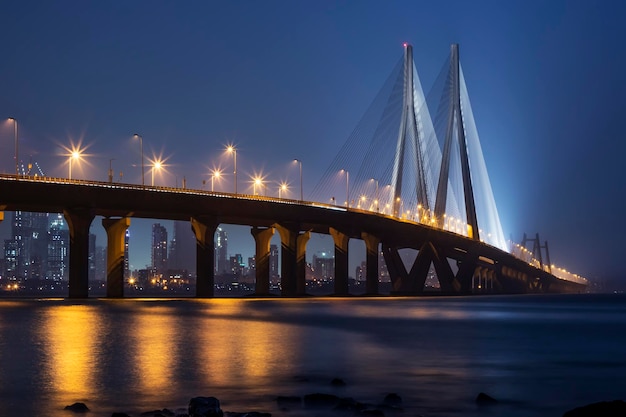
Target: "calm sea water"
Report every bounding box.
[0,294,624,417]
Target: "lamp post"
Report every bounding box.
[133,134,144,186]
[341,169,349,207]
[253,176,263,196]
[226,145,237,194]
[69,150,80,179]
[211,169,221,192]
[370,178,379,212]
[294,159,303,201]
[8,118,18,175]
[279,182,288,199]
[152,160,162,186]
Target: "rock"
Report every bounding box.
[141,410,175,417]
[358,409,385,417]
[383,393,402,406]
[563,400,626,417]
[333,397,366,412]
[276,396,301,407]
[475,392,498,406]
[303,393,340,408]
[225,413,271,417]
[331,378,347,387]
[64,402,90,412]
[189,397,224,417]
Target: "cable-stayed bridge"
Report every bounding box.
[0,44,586,297]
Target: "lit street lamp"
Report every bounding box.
[211,169,222,192]
[278,182,288,198]
[8,118,18,175]
[294,159,303,201]
[69,150,81,179]
[133,134,144,186]
[151,159,162,186]
[341,169,349,207]
[226,145,237,194]
[370,178,379,212]
[253,176,263,195]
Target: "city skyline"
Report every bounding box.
[1,1,625,282]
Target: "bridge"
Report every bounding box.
[0,44,587,298]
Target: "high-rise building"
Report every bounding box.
[230,253,244,278]
[88,234,96,282]
[151,223,168,275]
[169,221,196,274]
[95,246,107,281]
[10,211,49,280]
[124,230,130,278]
[215,227,228,274]
[312,251,334,280]
[47,214,69,281]
[3,240,18,279]
[269,244,279,280]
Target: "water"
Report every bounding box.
[0,294,624,416]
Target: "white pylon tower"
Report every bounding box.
[391,43,432,218]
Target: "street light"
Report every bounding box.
[370,178,379,212]
[253,176,263,195]
[133,134,144,186]
[341,169,349,207]
[278,182,288,199]
[226,145,237,194]
[294,159,303,201]
[151,159,162,186]
[211,169,222,192]
[8,118,18,175]
[69,150,81,179]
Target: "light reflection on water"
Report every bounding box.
[0,294,624,417]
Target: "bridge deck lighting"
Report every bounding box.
[211,169,222,192]
[7,118,18,175]
[226,145,237,194]
[294,159,303,201]
[133,134,144,186]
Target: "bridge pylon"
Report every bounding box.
[391,43,430,217]
[434,44,479,240]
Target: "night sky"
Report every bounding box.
[1,1,624,284]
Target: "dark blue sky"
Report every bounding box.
[1,0,624,282]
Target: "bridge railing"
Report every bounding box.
[509,241,587,285]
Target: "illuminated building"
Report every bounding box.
[215,227,228,274]
[151,223,168,275]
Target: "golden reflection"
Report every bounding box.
[195,299,301,386]
[40,305,101,398]
[130,305,178,393]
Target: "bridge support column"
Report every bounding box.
[102,217,131,298]
[64,208,95,298]
[275,223,299,297]
[251,226,275,296]
[361,232,380,295]
[330,228,349,296]
[296,231,311,296]
[0,211,3,224]
[191,216,219,298]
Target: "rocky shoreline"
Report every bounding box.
[62,379,626,417]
